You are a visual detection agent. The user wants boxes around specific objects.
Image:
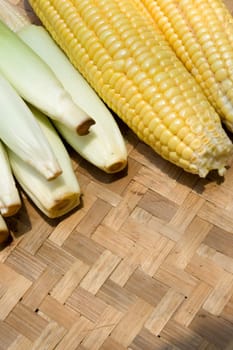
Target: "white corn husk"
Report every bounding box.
[0,72,62,180]
[0,140,21,217]
[8,106,81,218]
[0,0,128,173]
[0,12,94,135]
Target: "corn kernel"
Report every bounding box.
[30,0,233,177]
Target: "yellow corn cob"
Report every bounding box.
[29,0,233,177]
[139,0,233,132]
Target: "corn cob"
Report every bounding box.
[138,0,233,132]
[28,0,233,177]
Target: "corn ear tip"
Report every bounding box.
[1,203,21,217]
[47,168,63,180]
[104,159,128,173]
[76,117,96,136]
[45,194,81,218]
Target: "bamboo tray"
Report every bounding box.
[1,1,233,349]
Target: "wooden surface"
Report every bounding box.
[1,0,233,349]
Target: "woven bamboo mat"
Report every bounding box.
[1,0,233,349]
